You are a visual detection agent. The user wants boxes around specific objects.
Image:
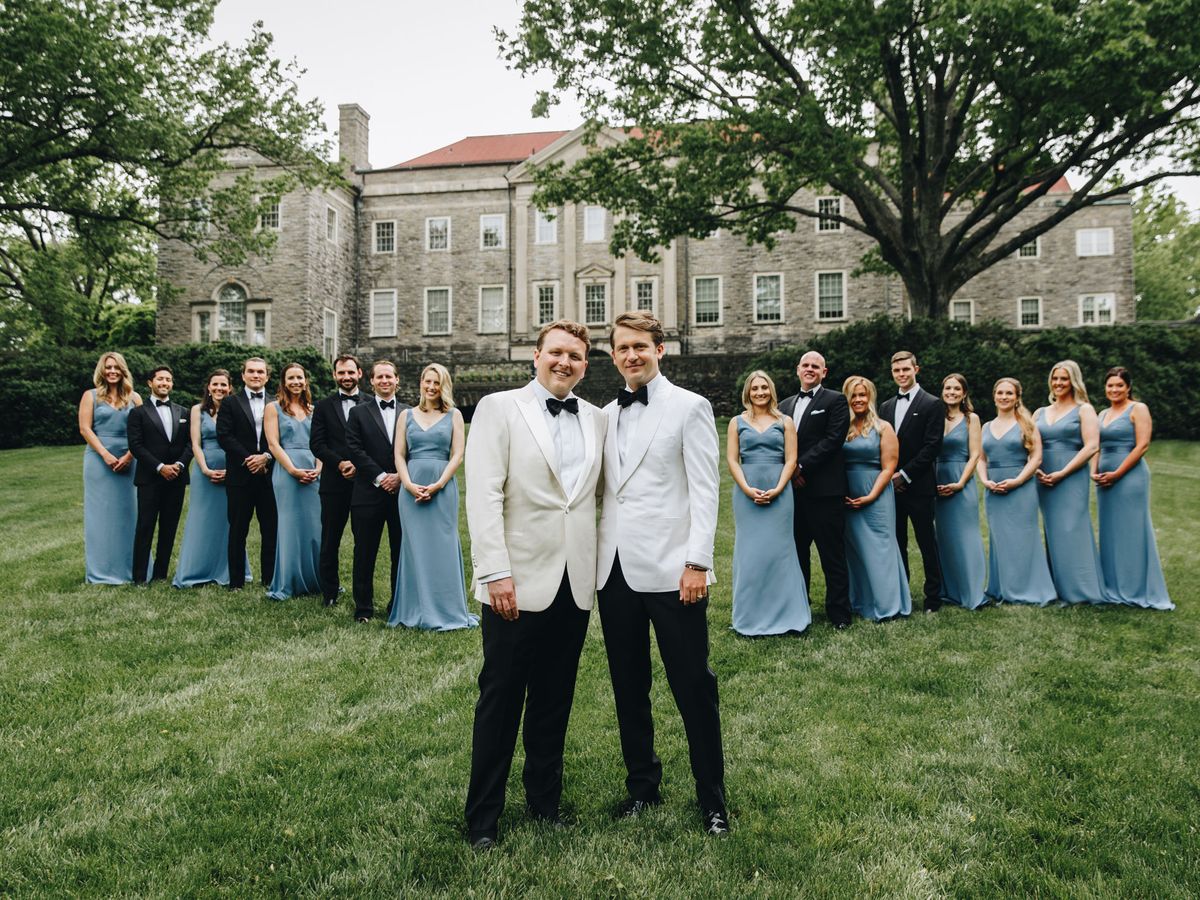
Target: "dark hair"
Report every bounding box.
[371,359,397,378]
[147,364,174,380]
[537,319,591,353]
[276,362,313,414]
[1105,366,1132,391]
[609,311,664,348]
[941,372,974,418]
[333,354,361,372]
[201,368,232,417]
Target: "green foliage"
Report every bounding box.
[0,343,333,449]
[501,0,1200,316]
[743,316,1200,438]
[1133,186,1200,320]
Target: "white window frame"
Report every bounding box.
[753,272,785,324]
[325,206,338,243]
[258,199,281,231]
[581,280,609,326]
[533,280,560,326]
[583,206,606,243]
[631,276,658,315]
[370,288,398,337]
[194,309,213,343]
[478,284,507,334]
[1079,292,1116,326]
[216,283,249,343]
[1016,237,1040,259]
[323,308,338,359]
[1017,296,1043,328]
[249,307,270,347]
[426,217,451,252]
[480,214,506,250]
[814,270,847,322]
[424,286,452,335]
[816,196,843,232]
[535,209,557,245]
[1076,227,1114,257]
[373,220,396,255]
[949,298,976,324]
[692,275,723,326]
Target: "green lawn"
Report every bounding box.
[0,439,1196,897]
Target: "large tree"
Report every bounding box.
[500,0,1200,317]
[1,0,340,345]
[1132,186,1200,319]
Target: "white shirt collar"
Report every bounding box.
[622,372,663,402]
[530,379,577,406]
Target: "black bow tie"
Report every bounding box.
[799,390,815,400]
[155,399,171,408]
[379,400,395,410]
[546,397,579,417]
[340,393,358,401]
[617,385,650,408]
[897,392,911,401]
[249,391,263,400]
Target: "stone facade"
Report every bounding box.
[156,108,1135,360]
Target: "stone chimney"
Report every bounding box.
[338,104,371,179]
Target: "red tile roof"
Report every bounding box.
[387,131,571,170]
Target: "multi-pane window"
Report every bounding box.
[816,197,842,232]
[326,207,337,242]
[535,209,557,244]
[251,310,267,346]
[480,214,506,249]
[425,287,451,334]
[584,206,606,242]
[754,274,783,323]
[1080,293,1115,325]
[259,200,280,230]
[426,217,450,251]
[950,299,974,323]
[195,310,212,343]
[1019,296,1042,327]
[218,284,247,342]
[371,289,397,337]
[374,221,395,254]
[1076,227,1114,257]
[1018,238,1039,258]
[583,283,608,325]
[633,278,656,313]
[323,309,337,358]
[479,286,506,334]
[536,283,558,325]
[816,272,845,320]
[694,276,722,324]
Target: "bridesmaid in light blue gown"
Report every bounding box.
[79,352,143,584]
[264,364,322,600]
[1034,360,1105,603]
[934,374,987,609]
[726,371,811,636]
[389,364,476,630]
[841,376,911,622]
[173,370,252,588]
[1093,367,1173,609]
[979,378,1057,606]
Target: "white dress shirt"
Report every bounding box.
[153,397,174,439]
[617,373,663,467]
[531,380,585,498]
[246,387,266,444]
[791,383,822,428]
[895,382,921,431]
[340,390,360,419]
[377,396,398,443]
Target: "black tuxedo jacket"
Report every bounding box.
[779,385,849,497]
[879,385,944,496]
[310,391,371,497]
[345,398,410,506]
[127,401,193,487]
[216,389,271,487]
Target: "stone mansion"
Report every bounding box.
[155,104,1135,361]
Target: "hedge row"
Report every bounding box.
[742,317,1200,440]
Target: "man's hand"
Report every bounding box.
[791,471,806,490]
[245,453,270,475]
[679,567,708,605]
[891,473,907,493]
[159,463,181,481]
[338,460,356,479]
[487,577,519,620]
[379,473,401,494]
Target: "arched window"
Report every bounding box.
[218,284,247,343]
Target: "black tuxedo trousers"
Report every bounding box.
[227,472,277,590]
[792,492,852,626]
[133,477,186,583]
[350,498,401,620]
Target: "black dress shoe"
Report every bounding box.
[355,616,371,624]
[703,809,730,835]
[833,621,850,630]
[527,807,568,829]
[323,597,338,608]
[616,796,662,819]
[468,833,496,852]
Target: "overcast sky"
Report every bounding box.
[212,0,1198,207]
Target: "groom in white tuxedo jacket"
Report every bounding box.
[463,320,606,850]
[596,311,729,836]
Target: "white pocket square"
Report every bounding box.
[810,409,826,415]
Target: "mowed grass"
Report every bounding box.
[0,437,1196,898]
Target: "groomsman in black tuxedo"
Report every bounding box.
[778,351,852,629]
[310,354,369,607]
[878,350,944,611]
[217,357,278,590]
[345,360,408,622]
[127,365,192,583]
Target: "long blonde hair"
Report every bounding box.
[1048,359,1090,405]
[994,377,1036,452]
[418,363,455,412]
[842,375,881,440]
[740,370,781,418]
[92,352,135,408]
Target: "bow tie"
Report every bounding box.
[897,392,911,401]
[155,399,171,408]
[617,385,650,408]
[249,391,264,400]
[546,397,579,417]
[340,393,358,401]
[379,400,395,410]
[799,390,815,400]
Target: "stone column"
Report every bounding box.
[662,239,678,329]
[614,253,627,314]
[514,200,529,334]
[562,203,577,321]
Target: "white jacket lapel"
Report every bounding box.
[516,387,565,495]
[566,403,598,505]
[617,378,670,491]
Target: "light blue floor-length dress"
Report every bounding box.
[173,410,252,588]
[843,428,912,622]
[387,412,477,630]
[83,390,141,584]
[934,418,987,609]
[730,417,811,636]
[1095,407,1173,609]
[266,404,322,600]
[1036,407,1105,603]
[982,423,1057,606]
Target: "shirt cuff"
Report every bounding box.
[479,570,512,583]
[156,463,164,472]
[899,469,911,483]
[374,473,386,487]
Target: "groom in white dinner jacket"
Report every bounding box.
[596,311,729,835]
[463,319,606,851]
